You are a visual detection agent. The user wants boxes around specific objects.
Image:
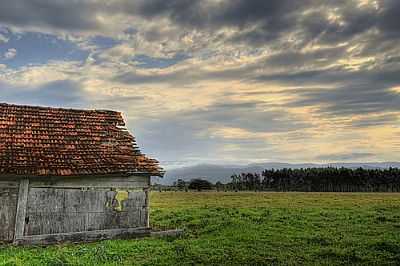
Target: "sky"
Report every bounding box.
[0,0,399,169]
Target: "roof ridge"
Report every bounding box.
[0,102,121,114]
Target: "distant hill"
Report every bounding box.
[154,162,400,185]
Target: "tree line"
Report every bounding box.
[161,167,400,192]
[230,167,400,192]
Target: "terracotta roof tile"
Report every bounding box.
[0,103,163,177]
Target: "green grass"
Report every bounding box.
[1,192,400,265]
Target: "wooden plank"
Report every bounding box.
[27,188,66,213]
[144,188,150,228]
[26,212,91,236]
[0,187,18,242]
[25,188,148,236]
[14,179,29,241]
[14,227,152,245]
[0,181,19,188]
[30,176,150,189]
[27,189,146,214]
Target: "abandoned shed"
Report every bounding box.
[0,103,163,245]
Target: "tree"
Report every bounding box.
[216,181,223,192]
[226,167,400,192]
[176,179,186,191]
[188,178,213,191]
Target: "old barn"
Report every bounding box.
[0,103,163,245]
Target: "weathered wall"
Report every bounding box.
[0,175,151,242]
[0,181,18,242]
[25,188,147,235]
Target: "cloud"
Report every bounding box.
[0,31,89,69]
[116,0,394,49]
[288,84,400,116]
[0,0,397,51]
[349,113,399,128]
[0,1,102,32]
[0,60,82,87]
[0,79,88,107]
[183,101,309,133]
[376,0,400,38]
[3,48,16,59]
[0,0,399,166]
[0,33,8,43]
[113,63,253,85]
[128,0,309,29]
[264,47,346,68]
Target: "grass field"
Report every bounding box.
[1,192,400,265]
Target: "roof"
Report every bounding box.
[0,103,163,177]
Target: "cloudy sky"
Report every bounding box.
[0,0,399,168]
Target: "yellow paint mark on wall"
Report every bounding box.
[114,190,129,211]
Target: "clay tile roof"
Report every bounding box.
[0,103,163,177]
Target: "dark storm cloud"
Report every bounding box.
[376,0,400,38]
[125,0,313,46]
[124,0,395,47]
[120,0,400,55]
[299,3,377,45]
[255,67,345,85]
[253,51,400,123]
[128,0,309,28]
[256,64,400,87]
[0,1,101,31]
[0,0,398,53]
[349,113,399,128]
[296,0,400,48]
[1,0,311,37]
[264,46,347,68]
[289,83,400,117]
[178,100,308,133]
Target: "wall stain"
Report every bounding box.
[114,190,129,211]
